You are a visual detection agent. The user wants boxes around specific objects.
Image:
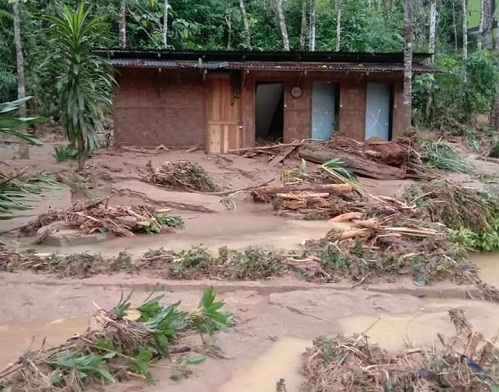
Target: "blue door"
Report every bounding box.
[365,83,392,140]
[312,82,337,141]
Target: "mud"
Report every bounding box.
[470,251,499,286]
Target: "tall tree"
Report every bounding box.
[482,0,493,48]
[478,0,484,49]
[309,0,316,51]
[276,0,290,50]
[299,0,307,49]
[335,0,342,52]
[239,0,252,49]
[12,0,29,159]
[403,0,414,130]
[428,0,436,60]
[162,0,168,49]
[461,0,468,61]
[119,0,126,49]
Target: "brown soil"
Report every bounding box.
[1,135,499,391]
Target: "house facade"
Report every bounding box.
[100,50,436,153]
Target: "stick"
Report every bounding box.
[203,178,275,196]
[228,140,304,153]
[339,315,383,365]
[329,212,363,222]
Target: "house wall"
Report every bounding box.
[113,67,405,148]
[114,68,205,147]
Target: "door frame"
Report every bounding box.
[310,81,340,141]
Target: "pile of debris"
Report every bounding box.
[0,288,230,391]
[231,135,430,180]
[145,160,219,192]
[301,309,499,392]
[252,181,361,220]
[22,199,183,240]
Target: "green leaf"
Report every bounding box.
[185,355,207,365]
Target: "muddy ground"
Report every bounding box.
[1,137,499,391]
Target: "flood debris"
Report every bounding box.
[0,287,230,391]
[22,199,183,239]
[300,309,499,392]
[145,160,219,192]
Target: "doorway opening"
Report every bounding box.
[255,82,284,142]
[312,82,340,141]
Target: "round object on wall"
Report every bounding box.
[291,86,303,98]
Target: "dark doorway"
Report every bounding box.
[255,82,284,142]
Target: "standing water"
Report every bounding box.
[217,337,309,392]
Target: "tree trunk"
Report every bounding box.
[162,0,168,49]
[483,0,493,48]
[13,0,29,159]
[403,0,414,131]
[462,0,468,61]
[299,0,307,50]
[299,146,407,180]
[335,0,342,51]
[478,0,484,49]
[119,0,126,49]
[255,183,354,196]
[239,0,252,49]
[452,0,458,50]
[426,0,437,119]
[276,0,290,51]
[309,0,316,51]
[428,0,436,60]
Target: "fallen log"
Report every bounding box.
[276,192,330,199]
[254,183,353,196]
[329,212,363,222]
[299,145,406,180]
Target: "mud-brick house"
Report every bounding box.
[98,50,436,153]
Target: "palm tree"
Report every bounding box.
[43,3,114,170]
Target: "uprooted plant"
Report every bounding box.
[300,308,499,391]
[145,160,219,192]
[21,199,184,239]
[403,180,499,251]
[0,287,230,390]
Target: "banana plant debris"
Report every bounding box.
[0,287,230,391]
[21,198,184,239]
[300,309,499,392]
[145,160,219,192]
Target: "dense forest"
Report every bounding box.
[1,0,498,138]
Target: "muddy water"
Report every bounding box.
[339,298,499,352]
[0,316,89,368]
[217,337,309,392]
[470,252,499,287]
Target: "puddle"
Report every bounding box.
[470,252,499,287]
[339,298,499,353]
[0,316,89,368]
[217,336,309,392]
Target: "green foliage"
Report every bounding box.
[189,286,231,334]
[489,140,499,158]
[49,351,115,385]
[42,3,114,169]
[322,158,358,183]
[0,170,59,220]
[53,144,79,162]
[413,51,499,131]
[420,140,472,174]
[0,97,43,145]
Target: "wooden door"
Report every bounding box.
[205,76,241,153]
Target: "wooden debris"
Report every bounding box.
[254,183,353,196]
[299,145,407,180]
[329,212,363,222]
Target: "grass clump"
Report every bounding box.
[145,160,219,192]
[0,287,230,390]
[420,140,472,174]
[489,139,499,158]
[53,144,80,162]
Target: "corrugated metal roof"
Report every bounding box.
[97,49,433,64]
[109,58,437,73]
